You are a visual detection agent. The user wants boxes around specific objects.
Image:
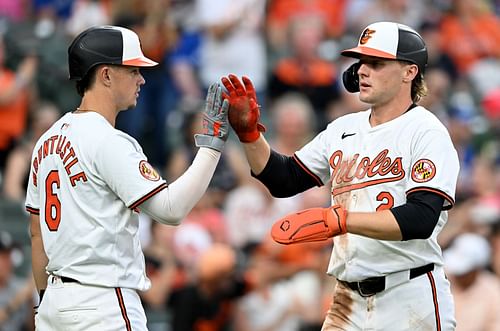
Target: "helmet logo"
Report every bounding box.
[360,28,376,45]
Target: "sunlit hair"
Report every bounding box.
[412,73,428,103]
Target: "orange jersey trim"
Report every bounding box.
[332,172,406,197]
[115,288,132,331]
[406,187,454,210]
[293,154,323,186]
[26,206,40,215]
[129,183,168,210]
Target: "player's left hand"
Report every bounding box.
[271,205,347,244]
[194,83,230,152]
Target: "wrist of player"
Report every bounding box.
[194,134,225,152]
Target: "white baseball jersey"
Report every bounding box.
[295,106,459,282]
[26,111,167,291]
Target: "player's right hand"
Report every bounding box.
[221,74,266,143]
[271,205,347,245]
[194,83,230,152]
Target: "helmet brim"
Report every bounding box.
[341,46,397,60]
[122,56,158,67]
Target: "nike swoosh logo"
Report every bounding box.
[341,132,356,139]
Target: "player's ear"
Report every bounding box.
[97,65,112,86]
[402,63,418,83]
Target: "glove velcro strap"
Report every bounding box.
[271,206,347,245]
[194,134,225,152]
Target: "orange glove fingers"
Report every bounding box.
[228,74,246,96]
[242,75,257,100]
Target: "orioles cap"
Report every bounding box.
[341,21,428,75]
[68,25,158,80]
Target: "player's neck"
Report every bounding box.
[369,98,414,127]
[77,95,117,127]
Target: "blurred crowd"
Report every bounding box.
[0,0,499,330]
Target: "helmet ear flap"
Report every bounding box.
[342,62,360,93]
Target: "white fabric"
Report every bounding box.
[26,112,167,291]
[140,147,221,225]
[322,266,456,330]
[360,21,398,55]
[295,106,460,281]
[36,275,147,331]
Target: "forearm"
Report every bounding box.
[242,135,271,175]
[30,216,48,291]
[140,147,220,224]
[347,210,403,241]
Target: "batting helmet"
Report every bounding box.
[68,25,158,81]
[340,22,427,93]
[341,21,427,74]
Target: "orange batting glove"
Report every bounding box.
[221,74,266,143]
[271,205,347,245]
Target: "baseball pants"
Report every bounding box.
[35,275,148,331]
[321,265,456,331]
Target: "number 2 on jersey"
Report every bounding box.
[45,170,61,231]
[376,191,394,211]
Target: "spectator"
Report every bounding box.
[269,15,339,130]
[233,237,331,331]
[491,222,500,277]
[439,0,500,75]
[114,0,179,169]
[266,0,347,57]
[444,232,500,331]
[65,0,111,37]
[167,243,247,331]
[0,34,37,173]
[2,102,59,202]
[345,0,426,36]
[166,110,250,208]
[195,0,267,118]
[0,231,34,331]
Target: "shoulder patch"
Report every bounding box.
[139,160,160,181]
[411,159,436,183]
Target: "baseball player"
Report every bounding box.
[25,25,229,331]
[222,21,459,330]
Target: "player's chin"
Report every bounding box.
[358,92,373,104]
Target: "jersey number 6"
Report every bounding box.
[45,170,61,231]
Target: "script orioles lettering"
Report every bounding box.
[329,149,405,196]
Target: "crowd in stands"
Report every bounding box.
[0,0,499,330]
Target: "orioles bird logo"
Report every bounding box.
[360,28,376,44]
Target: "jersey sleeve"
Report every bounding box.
[95,132,167,209]
[294,128,332,185]
[406,128,459,209]
[25,148,40,215]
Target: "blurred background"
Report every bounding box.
[0,0,499,330]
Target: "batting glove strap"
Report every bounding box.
[194,134,225,152]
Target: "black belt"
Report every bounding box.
[60,276,79,283]
[340,263,434,297]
